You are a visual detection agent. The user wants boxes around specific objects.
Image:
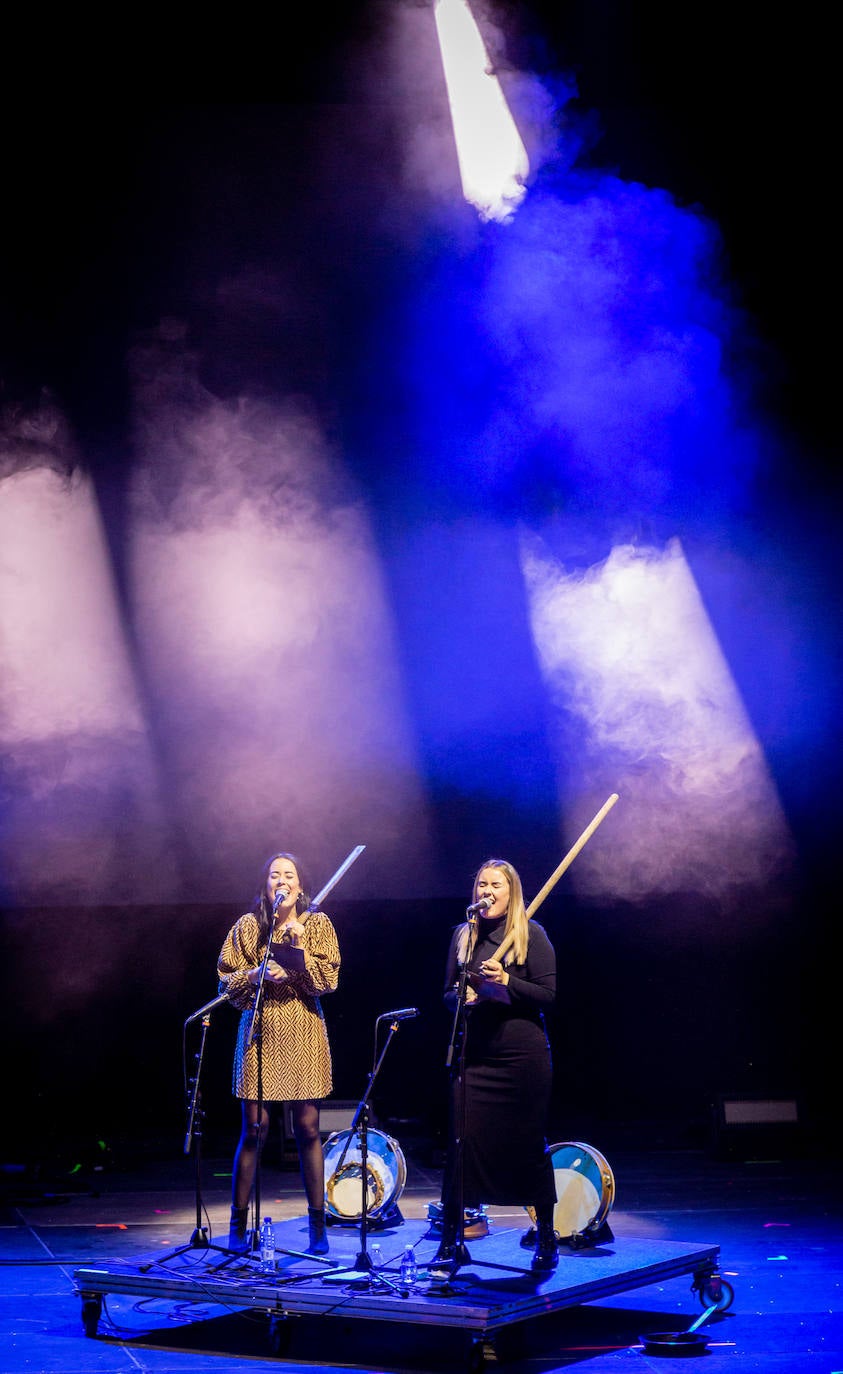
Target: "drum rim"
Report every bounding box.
[549,1139,615,1209]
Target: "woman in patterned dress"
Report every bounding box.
[217,851,340,1255]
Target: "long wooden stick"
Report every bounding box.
[492,793,619,966]
[525,793,619,919]
[309,844,366,910]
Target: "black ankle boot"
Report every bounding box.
[307,1206,329,1255]
[228,1205,249,1254]
[531,1218,558,1272]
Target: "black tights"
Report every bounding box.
[231,1099,325,1212]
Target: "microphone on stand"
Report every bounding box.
[466,895,495,917]
[272,885,291,913]
[378,1008,420,1022]
[184,992,230,1025]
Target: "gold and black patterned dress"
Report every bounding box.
[217,909,340,1102]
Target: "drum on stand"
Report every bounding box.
[323,1128,407,1224]
[527,1141,615,1245]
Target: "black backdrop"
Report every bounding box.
[2,880,832,1181]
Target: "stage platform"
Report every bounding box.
[73,1214,725,1362]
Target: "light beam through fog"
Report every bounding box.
[521,536,795,907]
[0,9,820,912]
[127,326,434,902]
[0,400,174,903]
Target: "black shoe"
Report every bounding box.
[307,1206,329,1255]
[531,1221,558,1272]
[227,1206,249,1254]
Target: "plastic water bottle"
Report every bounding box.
[259,1216,275,1273]
[370,1241,382,1269]
[399,1244,418,1288]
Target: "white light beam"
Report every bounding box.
[434,0,529,222]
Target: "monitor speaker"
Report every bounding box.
[712,1095,801,1158]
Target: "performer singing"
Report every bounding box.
[435,857,558,1271]
[217,851,340,1255]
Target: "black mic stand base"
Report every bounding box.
[275,1246,339,1268]
[325,1202,403,1230]
[140,1232,252,1273]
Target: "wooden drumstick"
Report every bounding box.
[493,792,619,966]
[525,792,619,919]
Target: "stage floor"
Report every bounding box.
[3,1143,842,1371]
[74,1214,723,1358]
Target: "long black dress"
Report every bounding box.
[442,914,557,1213]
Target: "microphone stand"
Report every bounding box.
[424,908,526,1287]
[140,1005,241,1269]
[242,907,282,1260]
[434,909,477,1278]
[314,1011,412,1293]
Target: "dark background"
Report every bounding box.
[1,1,838,1177]
[0,885,828,1177]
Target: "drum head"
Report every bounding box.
[551,1141,615,1236]
[527,1141,615,1238]
[323,1128,407,1221]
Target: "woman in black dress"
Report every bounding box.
[435,857,558,1271]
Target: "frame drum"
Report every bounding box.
[323,1128,407,1222]
[527,1141,615,1239]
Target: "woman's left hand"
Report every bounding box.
[479,958,509,986]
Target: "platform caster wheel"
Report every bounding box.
[699,1276,735,1311]
[81,1296,102,1337]
[268,1314,292,1355]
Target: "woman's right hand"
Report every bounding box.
[250,960,288,985]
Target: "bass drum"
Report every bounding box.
[323,1128,407,1222]
[527,1141,615,1241]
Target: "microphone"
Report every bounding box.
[272,885,290,912]
[184,992,230,1025]
[466,895,495,916]
[379,1007,419,1022]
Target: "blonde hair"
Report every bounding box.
[455,858,529,968]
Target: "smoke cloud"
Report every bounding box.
[522,536,795,908]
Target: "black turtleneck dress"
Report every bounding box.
[441,914,557,1213]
